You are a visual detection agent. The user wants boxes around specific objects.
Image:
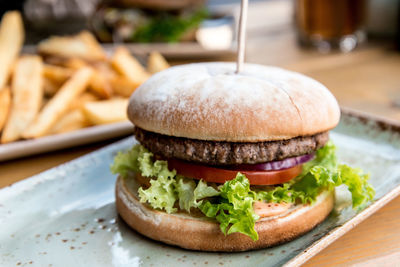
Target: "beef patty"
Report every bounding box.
[134,127,329,165]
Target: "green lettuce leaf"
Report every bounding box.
[112,144,219,214]
[124,146,179,213]
[138,174,178,213]
[110,144,145,176]
[339,164,375,209]
[200,173,260,240]
[256,141,375,210]
[176,178,220,212]
[175,177,196,212]
[305,140,338,172]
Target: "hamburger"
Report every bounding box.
[111,62,374,251]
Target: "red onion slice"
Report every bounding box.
[225,154,315,171]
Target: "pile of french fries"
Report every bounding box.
[0,11,170,144]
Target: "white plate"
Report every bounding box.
[0,122,133,161]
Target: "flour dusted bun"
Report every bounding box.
[128,62,340,142]
[116,176,334,252]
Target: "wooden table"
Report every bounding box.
[2,3,400,266]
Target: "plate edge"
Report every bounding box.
[340,107,400,131]
[0,121,133,162]
[283,183,400,267]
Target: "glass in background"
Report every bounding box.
[295,0,367,52]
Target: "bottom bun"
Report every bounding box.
[115,175,334,252]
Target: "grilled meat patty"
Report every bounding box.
[134,127,329,165]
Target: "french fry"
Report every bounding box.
[38,31,106,61]
[44,56,70,67]
[147,51,170,74]
[0,11,24,90]
[111,47,150,85]
[43,65,73,96]
[43,77,62,97]
[63,57,87,69]
[41,97,50,109]
[0,87,11,131]
[81,98,129,125]
[50,92,97,134]
[109,75,140,97]
[61,58,113,99]
[89,70,113,99]
[93,61,118,79]
[1,56,43,143]
[23,67,93,139]
[50,109,90,134]
[43,64,73,83]
[69,92,98,110]
[0,11,175,143]
[92,62,117,98]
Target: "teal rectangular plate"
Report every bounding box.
[1,109,400,267]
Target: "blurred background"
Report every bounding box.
[1,0,399,50]
[1,2,400,266]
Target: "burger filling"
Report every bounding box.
[111,129,375,241]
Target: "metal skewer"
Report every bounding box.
[236,0,249,74]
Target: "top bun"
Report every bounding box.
[128,62,340,142]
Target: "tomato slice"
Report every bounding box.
[167,159,302,185]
